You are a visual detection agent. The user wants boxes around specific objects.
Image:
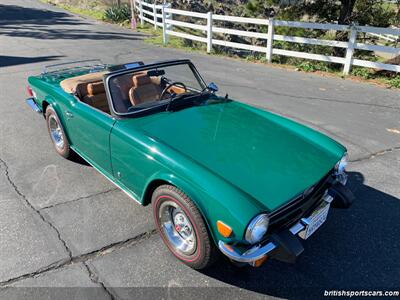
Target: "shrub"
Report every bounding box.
[295,60,331,72]
[103,4,130,23]
[351,67,373,79]
[386,76,400,89]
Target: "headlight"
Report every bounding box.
[335,152,348,185]
[245,214,269,244]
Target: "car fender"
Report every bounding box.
[142,171,218,243]
[141,162,263,245]
[43,96,75,145]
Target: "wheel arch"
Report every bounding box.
[142,178,170,207]
[142,173,218,245]
[44,100,72,146]
[41,100,50,118]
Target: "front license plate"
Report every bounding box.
[301,203,330,240]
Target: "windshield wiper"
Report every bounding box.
[165,90,211,112]
[165,93,190,112]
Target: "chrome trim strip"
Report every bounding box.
[300,217,311,226]
[42,59,104,75]
[69,146,142,205]
[26,98,42,113]
[323,193,334,204]
[289,222,305,235]
[218,240,277,263]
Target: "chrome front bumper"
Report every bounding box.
[218,193,334,264]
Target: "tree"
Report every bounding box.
[337,0,356,25]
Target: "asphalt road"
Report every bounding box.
[0,0,399,299]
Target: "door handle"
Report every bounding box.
[65,111,74,119]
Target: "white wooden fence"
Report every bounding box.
[133,0,400,75]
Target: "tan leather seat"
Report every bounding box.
[129,73,161,106]
[82,82,110,113]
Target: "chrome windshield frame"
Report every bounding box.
[104,59,207,117]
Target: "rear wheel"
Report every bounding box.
[152,185,218,269]
[45,106,71,159]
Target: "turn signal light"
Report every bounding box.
[217,221,232,238]
[253,256,268,267]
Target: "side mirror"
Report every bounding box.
[207,82,218,93]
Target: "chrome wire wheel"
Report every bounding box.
[158,200,197,256]
[48,115,64,150]
[152,185,218,269]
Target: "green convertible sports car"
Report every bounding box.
[26,59,354,269]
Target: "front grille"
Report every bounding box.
[268,169,334,232]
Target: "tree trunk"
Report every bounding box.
[333,0,357,58]
[338,0,357,25]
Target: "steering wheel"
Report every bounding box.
[160,82,187,100]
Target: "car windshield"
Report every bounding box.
[108,62,206,114]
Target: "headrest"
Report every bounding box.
[133,73,151,86]
[87,82,105,96]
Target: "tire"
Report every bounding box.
[330,182,355,209]
[45,106,71,159]
[152,185,218,269]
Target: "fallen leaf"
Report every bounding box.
[386,128,400,134]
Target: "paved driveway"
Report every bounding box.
[0,0,399,299]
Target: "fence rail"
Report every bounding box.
[134,0,400,74]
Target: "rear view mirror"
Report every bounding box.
[147,69,165,77]
[207,82,218,93]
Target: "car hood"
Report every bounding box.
[135,100,345,211]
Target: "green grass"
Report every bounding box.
[381,2,398,13]
[40,0,105,20]
[137,24,207,53]
[61,5,104,20]
[384,76,400,89]
[350,67,400,89]
[351,67,373,79]
[295,61,332,73]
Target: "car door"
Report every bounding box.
[63,97,115,175]
[109,119,162,201]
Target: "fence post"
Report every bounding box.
[343,26,357,75]
[266,17,274,63]
[153,3,157,29]
[162,5,168,44]
[168,3,172,30]
[139,0,144,26]
[130,0,136,29]
[206,11,213,53]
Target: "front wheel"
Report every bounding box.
[152,185,218,269]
